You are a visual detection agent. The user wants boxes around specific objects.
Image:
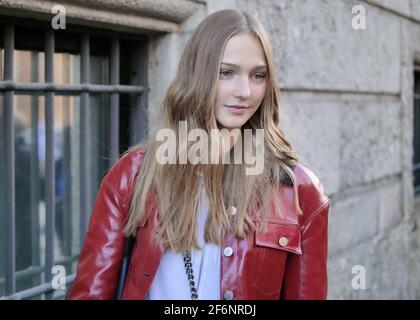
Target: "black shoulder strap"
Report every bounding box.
[116,235,136,300]
[280,165,295,186]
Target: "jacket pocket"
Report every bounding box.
[251,222,302,296]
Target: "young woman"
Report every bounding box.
[67,9,330,300]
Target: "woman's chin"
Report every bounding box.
[216,119,246,130]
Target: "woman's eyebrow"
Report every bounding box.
[220,62,267,70]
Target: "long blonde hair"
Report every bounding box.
[123,9,302,253]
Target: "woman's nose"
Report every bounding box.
[234,77,251,100]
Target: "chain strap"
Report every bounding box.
[183,250,199,300]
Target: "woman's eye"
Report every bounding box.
[219,70,266,80]
[219,70,233,77]
[254,73,267,80]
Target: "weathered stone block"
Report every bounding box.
[238,0,401,92]
[328,187,379,255]
[340,96,401,189]
[378,180,403,233]
[281,92,340,195]
[328,223,410,299]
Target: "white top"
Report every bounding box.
[145,177,221,300]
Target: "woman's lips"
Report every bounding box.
[225,105,248,114]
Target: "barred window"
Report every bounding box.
[0,17,148,299]
[414,67,420,196]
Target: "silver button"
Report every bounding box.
[224,290,234,300]
[229,206,237,216]
[224,246,233,257]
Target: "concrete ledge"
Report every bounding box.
[68,0,202,23]
[363,0,420,23]
[0,0,203,33]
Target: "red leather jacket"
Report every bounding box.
[67,149,330,300]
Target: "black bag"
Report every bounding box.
[116,235,136,300]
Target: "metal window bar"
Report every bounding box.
[79,34,90,248]
[30,51,41,287]
[0,254,79,286]
[44,29,55,300]
[62,97,72,271]
[0,24,147,300]
[1,274,76,300]
[3,23,16,296]
[110,38,120,165]
[0,81,145,94]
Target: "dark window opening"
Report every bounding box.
[414,68,420,196]
[0,17,149,299]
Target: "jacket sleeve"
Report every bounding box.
[280,199,330,300]
[66,153,139,299]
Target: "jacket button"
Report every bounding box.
[279,236,288,247]
[228,206,237,216]
[223,247,233,257]
[224,290,234,300]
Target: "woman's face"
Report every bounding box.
[214,32,268,129]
